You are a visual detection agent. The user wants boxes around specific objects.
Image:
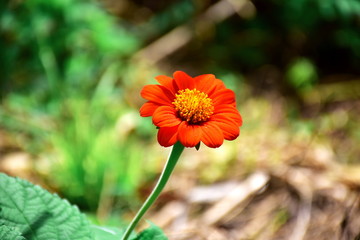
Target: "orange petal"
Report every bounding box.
[200,122,224,148]
[173,71,195,90]
[178,122,202,147]
[213,105,242,126]
[155,75,178,94]
[152,106,182,127]
[214,79,226,90]
[194,74,225,95]
[158,126,179,147]
[211,115,240,140]
[211,89,236,105]
[140,102,160,117]
[194,74,216,93]
[141,85,174,106]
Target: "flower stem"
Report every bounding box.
[121,142,185,240]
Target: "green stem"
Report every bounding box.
[121,142,185,240]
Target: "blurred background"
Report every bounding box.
[1,0,360,239]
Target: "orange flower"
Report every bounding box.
[140,71,243,148]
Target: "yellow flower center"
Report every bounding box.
[173,88,214,123]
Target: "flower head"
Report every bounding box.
[140,71,242,148]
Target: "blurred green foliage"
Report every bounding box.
[0,0,138,99]
[0,0,142,212]
[137,0,195,40]
[200,0,360,81]
[286,58,317,91]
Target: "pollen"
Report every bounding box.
[173,88,214,123]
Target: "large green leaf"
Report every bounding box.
[0,173,93,240]
[92,225,129,240]
[0,225,26,240]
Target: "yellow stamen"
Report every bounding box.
[173,88,214,123]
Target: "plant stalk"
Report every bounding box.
[121,142,185,240]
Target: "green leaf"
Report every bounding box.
[0,173,94,240]
[286,58,317,91]
[0,225,26,240]
[92,225,131,240]
[132,223,168,240]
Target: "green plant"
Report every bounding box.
[0,0,143,214]
[286,58,317,92]
[0,173,168,240]
[0,0,139,99]
[50,100,144,211]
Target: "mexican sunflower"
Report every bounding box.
[140,71,242,148]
